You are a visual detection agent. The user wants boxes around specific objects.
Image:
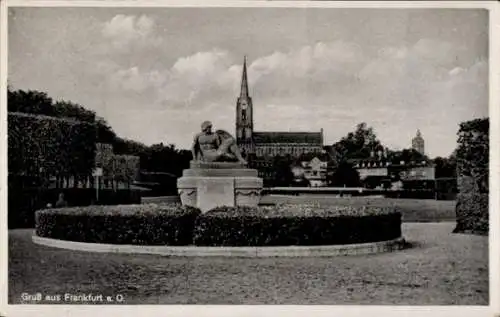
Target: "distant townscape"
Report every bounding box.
[230,57,445,191]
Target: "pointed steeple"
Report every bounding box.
[416,129,422,138]
[240,56,249,98]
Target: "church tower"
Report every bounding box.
[412,129,425,155]
[236,56,254,155]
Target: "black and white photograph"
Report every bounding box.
[1,1,497,315]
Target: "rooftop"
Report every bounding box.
[253,131,322,144]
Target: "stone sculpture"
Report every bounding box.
[177,121,262,213]
[192,121,247,164]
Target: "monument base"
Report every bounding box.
[177,162,263,213]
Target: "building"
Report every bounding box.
[235,56,324,158]
[352,157,435,189]
[399,164,435,181]
[354,160,390,181]
[412,129,425,155]
[301,156,328,187]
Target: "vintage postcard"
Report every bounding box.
[1,1,498,317]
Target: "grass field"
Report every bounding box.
[259,195,456,222]
[142,195,457,223]
[9,222,487,305]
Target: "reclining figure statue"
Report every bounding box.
[191,120,247,165]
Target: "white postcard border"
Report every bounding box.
[0,1,498,317]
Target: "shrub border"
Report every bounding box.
[34,204,403,248]
[32,233,406,257]
[35,205,201,245]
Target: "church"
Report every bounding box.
[235,57,324,158]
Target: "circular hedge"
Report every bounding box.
[35,204,201,245]
[193,205,401,246]
[35,203,401,246]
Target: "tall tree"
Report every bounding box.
[95,116,117,144]
[328,161,361,187]
[113,137,148,156]
[387,148,430,164]
[271,154,294,187]
[332,122,385,162]
[53,100,95,123]
[433,154,457,179]
[8,89,54,115]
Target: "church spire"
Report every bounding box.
[240,56,249,98]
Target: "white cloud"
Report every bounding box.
[108,66,164,92]
[249,41,365,87]
[101,39,487,157]
[101,14,161,51]
[449,67,465,76]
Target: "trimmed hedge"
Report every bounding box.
[453,193,488,235]
[193,205,401,246]
[34,204,402,247]
[8,112,96,178]
[454,118,489,235]
[35,204,201,245]
[8,188,142,229]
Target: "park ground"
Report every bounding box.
[8,197,488,305]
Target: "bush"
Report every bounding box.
[8,112,96,178]
[454,193,488,235]
[35,204,201,245]
[454,118,488,234]
[9,188,142,229]
[193,205,401,246]
[456,118,488,193]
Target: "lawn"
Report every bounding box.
[143,195,457,223]
[9,222,488,305]
[259,195,456,222]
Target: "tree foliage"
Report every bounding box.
[111,155,141,185]
[456,118,489,193]
[332,123,385,162]
[433,154,457,179]
[7,87,199,189]
[386,148,430,165]
[8,89,96,122]
[96,117,117,144]
[8,113,96,178]
[140,143,192,177]
[327,161,361,187]
[272,155,295,187]
[8,89,54,115]
[8,88,99,182]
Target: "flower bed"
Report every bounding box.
[193,204,401,246]
[35,204,201,245]
[35,203,402,246]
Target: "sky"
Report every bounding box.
[8,7,489,158]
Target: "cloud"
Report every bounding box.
[100,38,486,157]
[449,67,465,76]
[249,41,365,102]
[105,41,366,110]
[108,66,167,93]
[101,14,162,51]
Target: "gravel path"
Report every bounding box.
[8,223,488,305]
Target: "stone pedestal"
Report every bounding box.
[177,161,263,213]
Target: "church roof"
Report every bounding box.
[253,131,322,144]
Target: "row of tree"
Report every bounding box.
[7,88,193,191]
[8,87,460,191]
